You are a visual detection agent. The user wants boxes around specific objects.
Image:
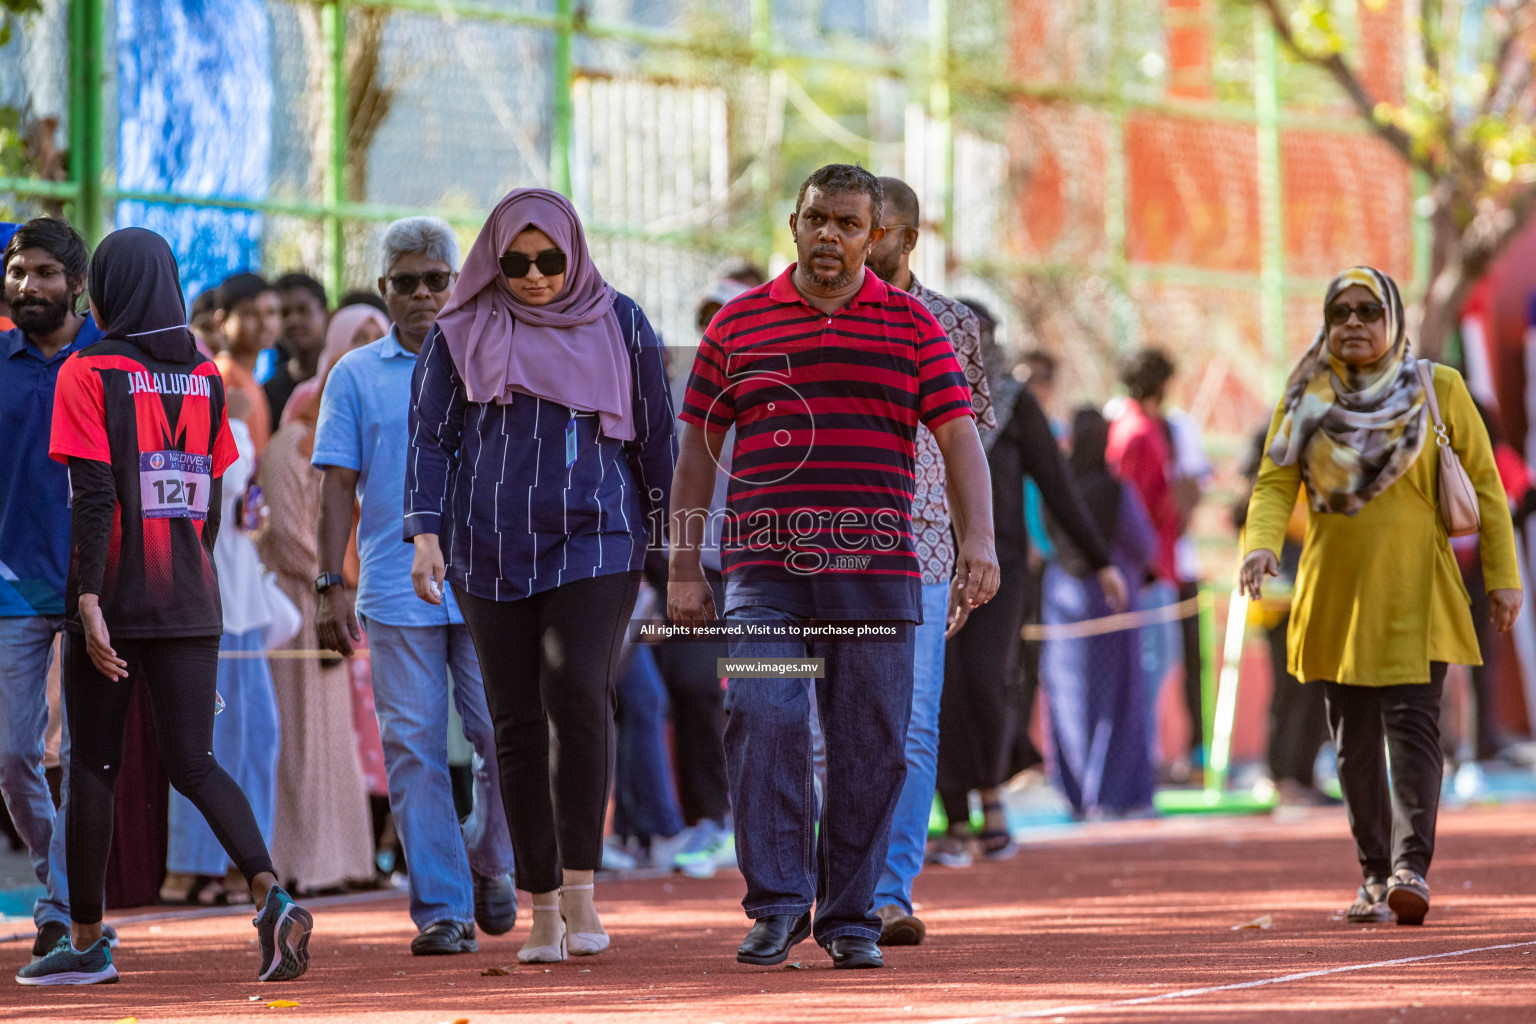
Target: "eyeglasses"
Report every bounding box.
[499,249,568,279]
[388,271,454,295]
[1325,301,1386,326]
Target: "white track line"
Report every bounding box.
[924,938,1536,1023]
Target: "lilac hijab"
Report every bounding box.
[436,188,634,439]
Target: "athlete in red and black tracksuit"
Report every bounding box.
[18,228,310,988]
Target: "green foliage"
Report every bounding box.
[0,0,41,47]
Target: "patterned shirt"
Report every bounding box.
[905,277,995,585]
[403,293,676,602]
[679,265,975,623]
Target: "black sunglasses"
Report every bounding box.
[1325,301,1386,326]
[388,271,454,295]
[500,249,568,279]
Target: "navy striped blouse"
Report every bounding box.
[403,294,676,603]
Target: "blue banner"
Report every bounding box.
[114,0,272,305]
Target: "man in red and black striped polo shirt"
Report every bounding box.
[668,165,999,970]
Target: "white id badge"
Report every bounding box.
[139,451,213,520]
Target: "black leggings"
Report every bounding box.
[64,633,274,924]
[454,571,640,894]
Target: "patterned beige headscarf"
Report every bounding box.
[1267,267,1428,515]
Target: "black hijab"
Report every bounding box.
[87,227,196,363]
[1066,407,1123,545]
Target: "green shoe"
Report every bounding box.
[16,936,118,986]
[253,886,312,982]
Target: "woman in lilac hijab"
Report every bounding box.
[404,188,676,963]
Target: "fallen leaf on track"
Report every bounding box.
[1232,915,1272,930]
[267,1000,301,1008]
[112,1018,139,1023]
[482,965,514,976]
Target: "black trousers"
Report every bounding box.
[1265,619,1328,785]
[652,639,730,825]
[1178,580,1204,757]
[1008,560,1046,777]
[1322,665,1446,880]
[64,633,275,924]
[938,558,1029,823]
[1460,559,1504,760]
[454,572,639,894]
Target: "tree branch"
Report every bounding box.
[1247,0,1429,173]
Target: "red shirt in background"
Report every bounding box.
[1107,401,1181,582]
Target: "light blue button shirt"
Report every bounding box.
[312,328,463,628]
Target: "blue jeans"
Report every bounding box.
[614,643,685,841]
[362,617,515,930]
[0,615,70,926]
[724,605,914,944]
[1138,581,1180,760]
[166,628,279,874]
[874,582,949,914]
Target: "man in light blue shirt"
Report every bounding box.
[312,217,514,956]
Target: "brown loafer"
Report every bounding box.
[1386,869,1430,926]
[875,903,926,946]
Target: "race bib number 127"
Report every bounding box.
[139,450,213,520]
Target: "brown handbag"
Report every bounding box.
[1415,360,1481,537]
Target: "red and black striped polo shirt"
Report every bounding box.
[49,339,238,639]
[679,265,974,622]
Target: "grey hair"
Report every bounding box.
[381,216,461,276]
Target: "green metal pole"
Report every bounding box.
[1255,8,1286,398]
[931,0,952,279]
[1104,0,1134,349]
[551,0,574,196]
[69,0,107,245]
[749,0,776,265]
[323,0,347,300]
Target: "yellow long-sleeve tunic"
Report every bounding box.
[1243,364,1521,686]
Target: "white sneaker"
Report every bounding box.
[600,839,638,872]
[674,819,735,879]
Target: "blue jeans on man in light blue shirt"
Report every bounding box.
[0,615,70,927]
[874,581,950,915]
[361,616,515,930]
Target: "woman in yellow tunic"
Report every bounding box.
[1241,267,1522,927]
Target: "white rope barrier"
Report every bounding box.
[1019,595,1202,642]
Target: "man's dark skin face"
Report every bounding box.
[279,287,329,367]
[4,248,85,358]
[864,212,917,291]
[378,253,455,354]
[789,186,884,314]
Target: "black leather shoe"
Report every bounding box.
[736,912,812,966]
[827,935,884,969]
[410,919,479,955]
[473,873,517,936]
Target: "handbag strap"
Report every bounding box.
[1415,360,1450,446]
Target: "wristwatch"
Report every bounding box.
[314,572,345,594]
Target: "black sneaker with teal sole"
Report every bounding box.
[254,886,312,982]
[16,936,118,986]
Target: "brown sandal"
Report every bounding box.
[1346,877,1390,923]
[1386,869,1430,925]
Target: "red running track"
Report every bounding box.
[5,803,1536,1023]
